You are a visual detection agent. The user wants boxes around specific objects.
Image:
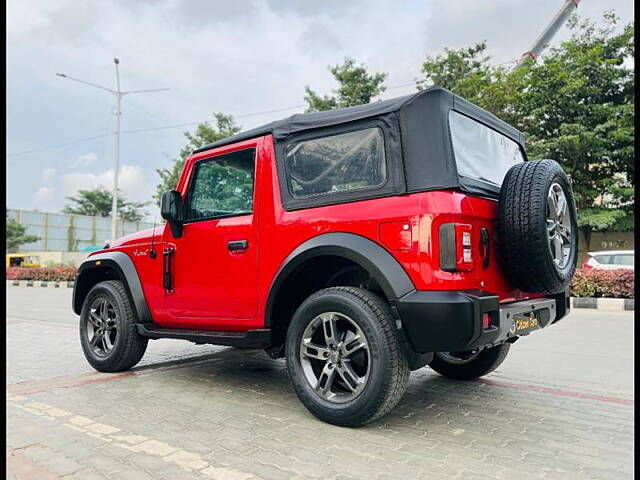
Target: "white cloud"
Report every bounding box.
[62,164,153,204]
[40,167,57,184]
[33,186,55,205]
[68,152,98,168]
[6,0,634,218]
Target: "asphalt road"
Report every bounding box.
[6,286,634,479]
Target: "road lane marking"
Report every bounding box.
[477,378,634,406]
[7,371,135,396]
[7,317,77,329]
[7,397,262,480]
[6,350,233,396]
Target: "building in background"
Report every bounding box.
[7,209,154,253]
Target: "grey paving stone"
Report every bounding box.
[5,290,634,480]
[38,454,84,477]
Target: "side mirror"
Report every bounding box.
[160,190,183,238]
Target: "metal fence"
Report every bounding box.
[7,209,154,252]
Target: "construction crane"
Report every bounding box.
[516,0,581,68]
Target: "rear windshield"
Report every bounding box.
[449,110,524,187]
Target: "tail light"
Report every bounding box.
[583,257,594,270]
[439,223,474,272]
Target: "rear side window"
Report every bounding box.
[449,110,524,187]
[612,254,634,266]
[284,127,386,199]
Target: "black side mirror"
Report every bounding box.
[160,190,183,238]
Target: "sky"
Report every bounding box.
[6,0,634,221]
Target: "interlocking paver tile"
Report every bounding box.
[6,289,634,479]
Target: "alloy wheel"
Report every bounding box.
[86,297,118,357]
[546,182,572,269]
[299,312,370,403]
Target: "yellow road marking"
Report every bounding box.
[7,396,262,479]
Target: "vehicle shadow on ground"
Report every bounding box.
[133,346,553,431]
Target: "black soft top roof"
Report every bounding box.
[194,86,524,153]
[194,86,526,207]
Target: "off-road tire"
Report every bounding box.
[429,343,511,380]
[79,280,148,372]
[498,159,578,294]
[286,287,410,427]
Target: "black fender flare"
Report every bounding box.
[264,232,416,328]
[72,251,152,324]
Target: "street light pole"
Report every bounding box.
[56,60,169,243]
[111,58,122,242]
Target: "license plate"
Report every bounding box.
[513,311,540,334]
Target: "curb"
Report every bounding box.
[571,297,634,311]
[7,280,75,289]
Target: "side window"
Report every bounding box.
[594,255,611,265]
[612,254,634,266]
[186,148,255,222]
[284,127,386,199]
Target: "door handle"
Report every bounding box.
[228,240,249,252]
[163,247,175,292]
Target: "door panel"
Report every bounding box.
[163,146,259,325]
[166,215,257,319]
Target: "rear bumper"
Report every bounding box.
[394,289,570,354]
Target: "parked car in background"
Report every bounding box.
[583,250,634,270]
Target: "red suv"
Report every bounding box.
[73,87,577,426]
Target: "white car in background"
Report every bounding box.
[583,250,634,270]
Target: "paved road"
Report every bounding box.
[6,286,634,479]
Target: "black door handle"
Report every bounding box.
[163,247,175,292]
[228,240,249,252]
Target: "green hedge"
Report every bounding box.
[6,265,634,299]
[6,266,77,282]
[570,268,634,299]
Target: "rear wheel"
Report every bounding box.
[79,280,148,372]
[286,287,409,427]
[429,343,511,380]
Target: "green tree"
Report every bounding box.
[305,57,387,112]
[418,11,634,239]
[418,41,494,100]
[155,112,241,203]
[417,40,526,126]
[63,188,149,222]
[519,12,634,241]
[6,211,39,252]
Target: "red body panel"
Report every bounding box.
[96,134,535,332]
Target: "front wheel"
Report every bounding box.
[286,287,410,427]
[79,280,148,372]
[429,343,511,380]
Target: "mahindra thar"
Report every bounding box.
[73,87,577,426]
